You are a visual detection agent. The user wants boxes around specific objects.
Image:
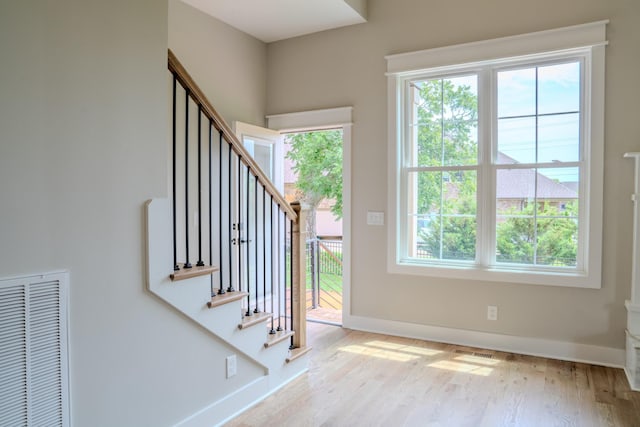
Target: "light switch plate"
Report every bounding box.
[367,211,384,226]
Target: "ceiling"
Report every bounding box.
[181,0,368,43]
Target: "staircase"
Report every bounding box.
[144,50,311,426]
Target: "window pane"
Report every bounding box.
[412,75,478,167]
[415,120,443,167]
[412,171,442,216]
[417,215,476,261]
[497,117,536,164]
[496,168,535,215]
[444,120,477,166]
[496,167,579,267]
[410,170,476,261]
[442,170,477,214]
[498,68,536,118]
[535,167,579,215]
[535,218,578,266]
[538,113,580,163]
[538,62,580,115]
[496,217,534,264]
[412,79,442,167]
[496,168,535,264]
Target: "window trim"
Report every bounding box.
[387,21,607,288]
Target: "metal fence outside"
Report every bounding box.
[306,237,343,311]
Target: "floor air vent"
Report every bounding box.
[454,349,494,359]
[0,271,70,427]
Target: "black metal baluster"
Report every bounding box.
[269,196,276,334]
[262,186,267,315]
[197,108,204,268]
[172,75,179,271]
[310,238,316,309]
[285,216,289,332]
[183,88,192,269]
[254,175,259,314]
[277,208,283,332]
[245,166,252,317]
[227,142,235,293]
[208,120,215,297]
[289,217,294,347]
[316,238,321,304]
[218,129,225,295]
[237,155,243,293]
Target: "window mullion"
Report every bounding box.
[478,68,494,267]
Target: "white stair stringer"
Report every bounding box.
[145,198,309,425]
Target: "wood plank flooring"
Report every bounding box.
[225,323,640,427]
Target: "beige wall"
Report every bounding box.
[0,1,266,425]
[169,0,268,127]
[266,0,640,349]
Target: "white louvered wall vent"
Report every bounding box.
[0,271,70,427]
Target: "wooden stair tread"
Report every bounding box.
[170,264,218,282]
[286,346,312,363]
[238,312,272,329]
[207,291,249,308]
[264,330,295,348]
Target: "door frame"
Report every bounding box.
[266,107,353,326]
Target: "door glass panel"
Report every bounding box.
[243,137,274,181]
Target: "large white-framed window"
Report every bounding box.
[387,21,607,288]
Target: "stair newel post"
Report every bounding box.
[291,202,307,350]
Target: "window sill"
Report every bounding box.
[389,259,600,289]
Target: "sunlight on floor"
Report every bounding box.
[338,344,421,362]
[454,354,500,366]
[428,360,494,376]
[336,339,499,376]
[365,340,443,356]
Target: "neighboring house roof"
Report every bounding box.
[496,152,578,200]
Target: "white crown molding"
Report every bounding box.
[266,107,353,132]
[386,20,609,76]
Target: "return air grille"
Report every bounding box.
[0,272,69,427]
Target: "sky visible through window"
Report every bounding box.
[436,62,581,182]
[497,61,580,182]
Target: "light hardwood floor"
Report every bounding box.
[225,323,640,426]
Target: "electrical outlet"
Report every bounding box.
[487,305,498,321]
[226,355,237,378]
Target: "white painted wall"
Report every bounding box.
[169,0,268,127]
[0,1,267,425]
[266,0,640,351]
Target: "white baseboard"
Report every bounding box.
[343,315,625,368]
[175,366,309,427]
[625,368,640,392]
